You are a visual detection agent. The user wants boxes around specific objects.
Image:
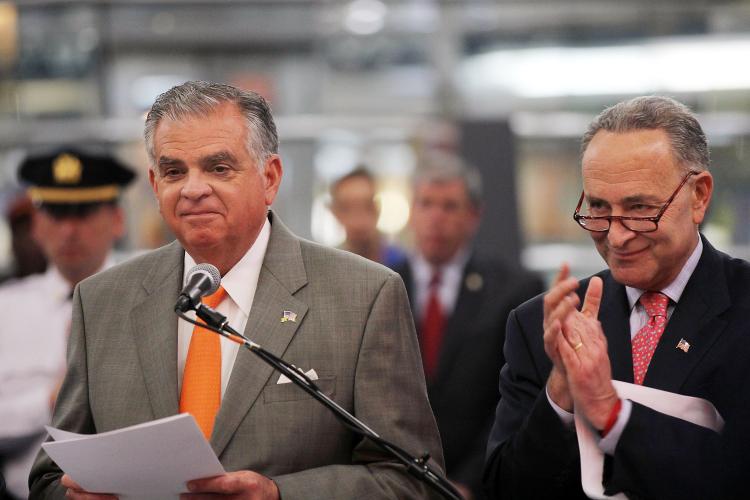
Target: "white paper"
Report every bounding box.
[42,413,225,500]
[575,380,723,500]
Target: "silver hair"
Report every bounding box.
[412,151,483,207]
[144,81,278,169]
[581,95,710,172]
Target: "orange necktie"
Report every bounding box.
[180,286,226,439]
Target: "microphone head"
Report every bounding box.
[187,263,221,295]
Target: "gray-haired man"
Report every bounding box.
[485,96,750,499]
[30,81,443,499]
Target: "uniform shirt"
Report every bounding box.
[0,267,70,439]
[0,257,114,498]
[177,218,271,398]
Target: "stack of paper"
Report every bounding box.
[43,413,225,500]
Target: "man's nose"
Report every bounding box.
[56,217,81,237]
[606,218,638,247]
[181,171,212,199]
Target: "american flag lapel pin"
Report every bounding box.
[280,310,297,323]
[676,338,691,353]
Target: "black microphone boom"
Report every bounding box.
[175,299,462,500]
[174,263,221,312]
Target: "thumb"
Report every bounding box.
[582,276,603,318]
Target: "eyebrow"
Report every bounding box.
[156,156,183,171]
[586,193,662,206]
[199,151,238,168]
[156,151,239,171]
[157,156,182,167]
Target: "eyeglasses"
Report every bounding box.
[573,170,699,233]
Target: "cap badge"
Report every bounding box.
[53,153,83,185]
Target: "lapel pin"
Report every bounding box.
[280,310,297,323]
[676,338,691,353]
[465,272,483,292]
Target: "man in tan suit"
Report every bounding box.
[30,81,443,499]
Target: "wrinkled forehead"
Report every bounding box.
[581,129,683,195]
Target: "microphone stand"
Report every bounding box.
[176,303,462,500]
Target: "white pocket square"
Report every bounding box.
[277,368,318,384]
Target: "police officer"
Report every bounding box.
[0,148,134,499]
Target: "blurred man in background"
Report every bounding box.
[485,96,750,499]
[394,152,543,499]
[0,148,133,499]
[329,166,406,268]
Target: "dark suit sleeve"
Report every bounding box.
[29,288,95,499]
[272,274,445,499]
[606,400,723,499]
[484,305,584,499]
[449,272,545,498]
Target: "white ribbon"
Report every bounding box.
[575,380,724,499]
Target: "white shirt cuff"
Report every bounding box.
[598,398,632,455]
[546,384,574,427]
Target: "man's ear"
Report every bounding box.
[148,168,159,196]
[262,155,283,206]
[467,202,483,235]
[29,208,43,246]
[112,206,126,240]
[691,171,713,225]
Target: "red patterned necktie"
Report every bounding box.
[632,291,669,385]
[420,270,444,381]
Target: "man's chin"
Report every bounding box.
[181,234,224,255]
[609,266,655,290]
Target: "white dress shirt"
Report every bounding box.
[178,218,271,398]
[548,235,703,454]
[409,247,471,321]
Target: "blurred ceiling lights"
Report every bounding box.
[460,35,750,99]
[344,0,387,36]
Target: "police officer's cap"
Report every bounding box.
[18,148,135,217]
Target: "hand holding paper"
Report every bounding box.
[43,414,224,500]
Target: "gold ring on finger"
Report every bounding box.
[573,341,584,351]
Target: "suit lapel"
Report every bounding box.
[596,273,634,383]
[644,238,730,391]
[211,213,309,457]
[130,242,184,420]
[435,258,481,386]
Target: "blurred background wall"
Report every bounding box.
[2,0,750,282]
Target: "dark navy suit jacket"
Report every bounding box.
[395,255,543,498]
[485,236,750,499]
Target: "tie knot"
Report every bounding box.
[202,285,226,309]
[639,291,669,318]
[429,271,442,288]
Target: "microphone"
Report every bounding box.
[174,263,221,312]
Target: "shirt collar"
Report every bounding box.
[183,218,271,316]
[625,234,703,309]
[411,245,471,286]
[45,265,73,303]
[49,253,116,302]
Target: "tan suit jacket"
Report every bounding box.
[30,213,444,499]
